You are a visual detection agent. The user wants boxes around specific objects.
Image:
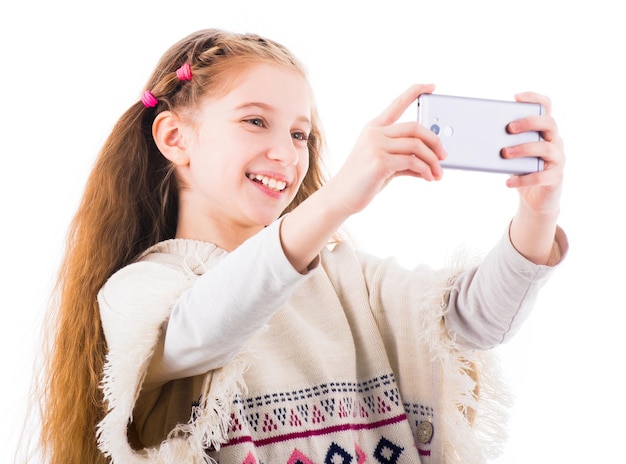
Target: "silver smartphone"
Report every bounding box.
[417,93,545,175]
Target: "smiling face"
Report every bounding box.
[169,63,313,248]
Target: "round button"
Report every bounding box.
[416,420,433,444]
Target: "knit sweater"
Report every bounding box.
[97,219,567,464]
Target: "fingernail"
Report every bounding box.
[505,176,517,188]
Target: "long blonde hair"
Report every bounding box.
[32,29,327,464]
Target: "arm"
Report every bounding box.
[445,225,568,349]
[281,84,446,273]
[447,91,567,348]
[146,219,314,384]
[503,92,566,266]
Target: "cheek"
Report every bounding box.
[299,150,311,177]
[292,152,312,195]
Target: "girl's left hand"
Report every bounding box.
[501,92,565,217]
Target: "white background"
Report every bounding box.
[1,0,624,462]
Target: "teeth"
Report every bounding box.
[247,173,287,192]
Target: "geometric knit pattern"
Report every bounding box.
[211,372,435,463]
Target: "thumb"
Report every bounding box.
[373,83,435,126]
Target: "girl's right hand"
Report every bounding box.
[330,83,447,216]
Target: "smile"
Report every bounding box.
[246,173,288,192]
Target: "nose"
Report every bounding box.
[266,132,299,167]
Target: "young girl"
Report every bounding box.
[37,28,567,464]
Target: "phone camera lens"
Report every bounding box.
[430,124,440,135]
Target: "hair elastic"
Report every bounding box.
[141,90,158,108]
[176,62,192,81]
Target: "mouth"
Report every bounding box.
[246,173,288,192]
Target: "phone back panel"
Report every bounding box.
[418,94,544,175]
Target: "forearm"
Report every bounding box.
[150,220,313,383]
[280,184,350,273]
[446,225,567,349]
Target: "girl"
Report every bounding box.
[37,29,567,463]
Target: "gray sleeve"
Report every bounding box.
[444,226,568,350]
[147,219,317,384]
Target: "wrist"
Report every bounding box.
[280,186,350,273]
[517,203,560,225]
[509,210,559,266]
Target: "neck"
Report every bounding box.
[175,215,263,251]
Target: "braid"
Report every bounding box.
[143,30,304,114]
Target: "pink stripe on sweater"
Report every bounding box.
[224,413,409,448]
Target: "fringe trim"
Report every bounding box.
[98,331,249,464]
[97,303,168,464]
[165,354,249,461]
[420,248,514,464]
[96,266,250,464]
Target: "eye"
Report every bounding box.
[292,131,309,141]
[245,118,266,128]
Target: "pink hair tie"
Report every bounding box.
[176,62,192,81]
[141,90,158,108]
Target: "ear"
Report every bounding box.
[152,111,189,166]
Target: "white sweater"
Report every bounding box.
[97,219,567,464]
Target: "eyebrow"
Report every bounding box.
[235,102,311,126]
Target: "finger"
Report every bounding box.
[373,84,435,126]
[383,137,444,179]
[508,114,560,144]
[383,121,447,160]
[515,91,552,115]
[506,172,541,189]
[394,169,441,181]
[502,140,561,164]
[506,169,562,189]
[385,152,442,181]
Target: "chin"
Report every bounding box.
[249,211,282,229]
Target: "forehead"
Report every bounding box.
[211,63,313,117]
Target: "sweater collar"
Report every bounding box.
[139,238,228,275]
